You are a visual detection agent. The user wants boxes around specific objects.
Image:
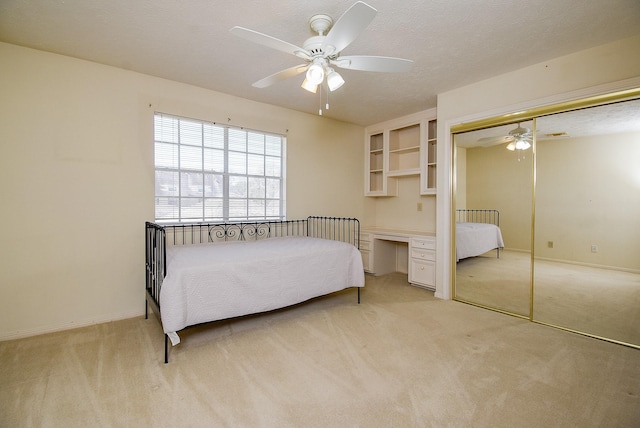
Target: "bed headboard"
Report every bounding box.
[158,219,309,246]
[456,209,500,226]
[148,216,360,248]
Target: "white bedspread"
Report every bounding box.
[456,222,505,262]
[160,236,365,345]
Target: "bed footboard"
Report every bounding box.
[456,209,502,258]
[456,209,500,226]
[145,216,361,363]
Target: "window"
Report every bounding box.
[154,113,285,223]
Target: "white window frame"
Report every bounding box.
[154,112,286,223]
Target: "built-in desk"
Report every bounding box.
[360,228,436,290]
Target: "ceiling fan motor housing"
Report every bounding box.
[303,35,326,57]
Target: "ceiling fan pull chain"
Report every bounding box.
[326,82,330,110]
[319,83,323,115]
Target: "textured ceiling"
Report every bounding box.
[1,0,639,126]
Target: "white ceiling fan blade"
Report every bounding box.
[252,64,309,88]
[230,26,310,60]
[333,55,413,72]
[321,1,377,55]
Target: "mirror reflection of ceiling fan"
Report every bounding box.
[229,1,413,94]
[477,123,533,150]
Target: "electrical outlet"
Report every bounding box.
[591,244,598,253]
[547,241,554,248]
[417,202,423,212]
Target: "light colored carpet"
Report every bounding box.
[455,250,640,346]
[1,273,639,427]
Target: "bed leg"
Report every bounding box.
[164,334,169,364]
[357,287,361,304]
[145,299,148,320]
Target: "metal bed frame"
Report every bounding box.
[456,209,502,258]
[145,216,360,363]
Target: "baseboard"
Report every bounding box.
[533,256,640,274]
[0,310,145,342]
[504,249,639,274]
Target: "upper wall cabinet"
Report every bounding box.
[364,108,437,196]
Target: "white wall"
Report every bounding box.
[369,177,437,231]
[0,42,364,340]
[435,34,640,299]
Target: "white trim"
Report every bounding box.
[449,76,640,127]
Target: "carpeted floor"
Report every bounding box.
[455,250,640,346]
[1,273,639,427]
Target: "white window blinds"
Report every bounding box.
[154,113,285,223]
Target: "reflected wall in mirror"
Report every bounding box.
[533,99,640,346]
[453,121,534,317]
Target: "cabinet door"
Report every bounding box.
[409,259,435,289]
[359,233,372,273]
[361,250,372,273]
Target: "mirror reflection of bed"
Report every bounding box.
[454,209,530,316]
[453,97,640,348]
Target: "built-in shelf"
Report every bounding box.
[421,118,438,194]
[366,132,386,194]
[364,109,437,197]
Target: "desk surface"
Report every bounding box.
[362,227,435,239]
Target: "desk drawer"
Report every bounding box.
[409,259,435,287]
[411,237,435,250]
[411,249,435,261]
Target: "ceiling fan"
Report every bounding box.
[477,123,533,150]
[229,1,413,94]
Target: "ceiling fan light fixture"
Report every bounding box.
[506,142,516,151]
[306,61,325,85]
[301,78,318,93]
[515,139,531,150]
[326,69,345,91]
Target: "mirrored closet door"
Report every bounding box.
[533,99,640,346]
[452,92,640,348]
[453,121,534,318]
